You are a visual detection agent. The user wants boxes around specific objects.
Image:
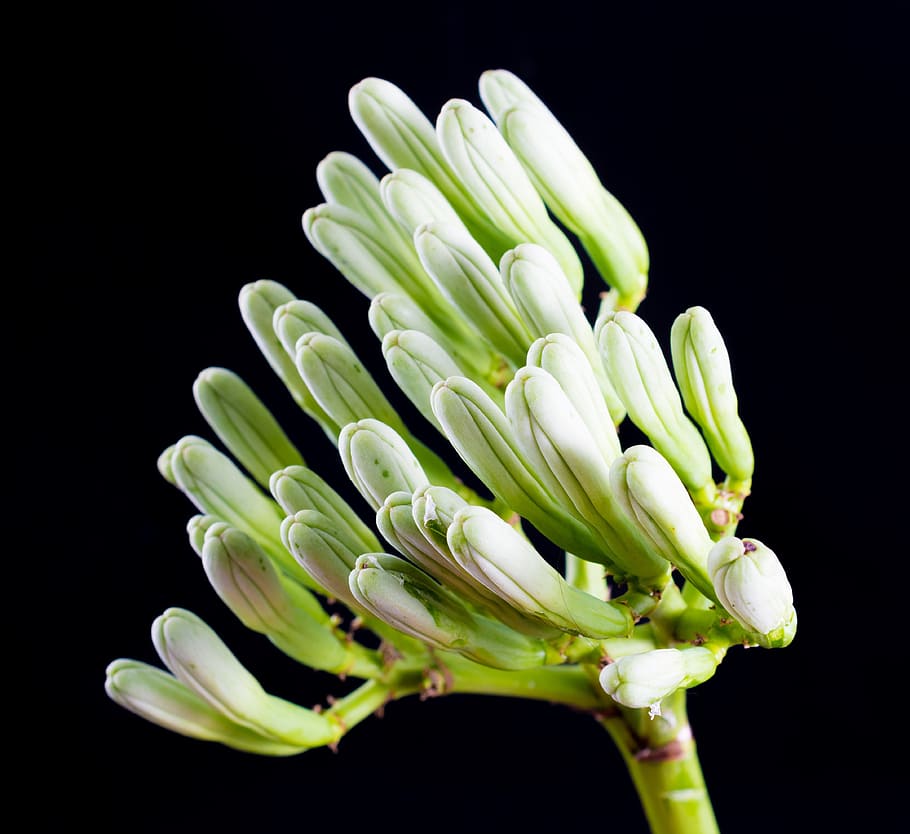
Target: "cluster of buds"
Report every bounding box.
[106,69,795,755]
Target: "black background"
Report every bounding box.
[29,1,906,831]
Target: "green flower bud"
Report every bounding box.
[436,98,584,297]
[151,608,341,748]
[187,513,227,557]
[193,367,305,489]
[238,280,338,441]
[368,291,495,383]
[707,537,796,648]
[269,464,381,554]
[382,329,464,431]
[598,647,719,711]
[339,419,430,512]
[201,524,364,673]
[167,435,286,560]
[430,376,606,563]
[379,167,468,238]
[609,445,715,600]
[671,306,754,483]
[447,506,634,638]
[480,70,648,304]
[294,331,407,435]
[156,443,178,485]
[598,311,715,499]
[501,243,623,419]
[105,660,305,756]
[280,509,365,609]
[505,366,667,580]
[349,552,550,670]
[273,299,349,360]
[414,221,532,368]
[347,77,513,258]
[525,334,623,459]
[316,151,417,262]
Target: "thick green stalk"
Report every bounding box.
[598,691,719,834]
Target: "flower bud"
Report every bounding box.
[202,524,366,673]
[193,367,305,488]
[238,280,338,440]
[436,98,584,296]
[598,311,715,498]
[609,445,715,600]
[273,299,349,360]
[105,660,305,756]
[447,506,633,639]
[348,76,511,257]
[187,514,227,557]
[379,167,468,238]
[382,329,464,431]
[671,306,754,483]
[525,334,623,457]
[269,464,381,554]
[598,647,719,710]
[480,70,648,304]
[349,552,549,670]
[414,221,532,368]
[339,419,429,512]
[707,537,796,648]
[151,608,340,748]
[430,376,605,563]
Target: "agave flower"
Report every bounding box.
[106,68,795,834]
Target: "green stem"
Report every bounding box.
[598,693,719,834]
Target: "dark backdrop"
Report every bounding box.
[30,1,905,831]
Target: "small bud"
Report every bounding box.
[598,311,714,497]
[339,419,429,512]
[708,537,796,648]
[598,647,719,710]
[193,367,305,489]
[151,608,340,748]
[273,299,349,360]
[671,306,754,483]
[349,552,549,670]
[436,98,584,296]
[447,506,633,639]
[105,660,306,756]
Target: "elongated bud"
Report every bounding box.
[436,98,584,297]
[187,514,227,557]
[348,77,512,258]
[610,445,715,599]
[480,70,648,304]
[294,331,407,435]
[316,151,417,260]
[201,524,364,673]
[349,553,550,670]
[671,306,754,483]
[430,376,605,563]
[269,464,381,554]
[339,419,429,511]
[501,244,622,418]
[273,299,349,360]
[193,367,305,489]
[379,167,468,237]
[238,280,338,441]
[382,329,464,431]
[157,443,178,485]
[167,435,285,553]
[599,311,715,499]
[368,291,495,383]
[105,660,306,756]
[151,608,341,748]
[505,366,667,581]
[525,334,623,460]
[280,509,365,609]
[708,537,796,648]
[598,647,719,710]
[414,221,532,368]
[448,506,633,639]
